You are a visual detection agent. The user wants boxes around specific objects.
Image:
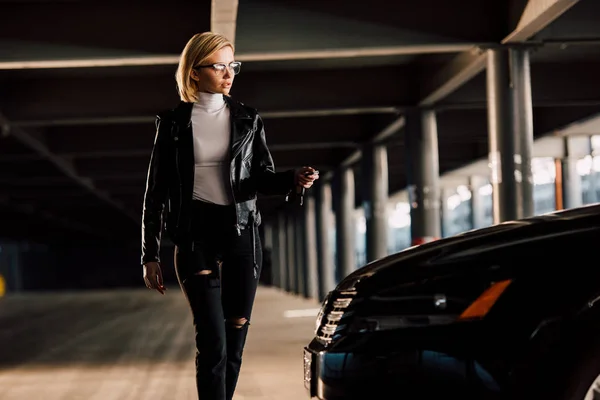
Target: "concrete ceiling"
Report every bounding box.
[1,0,599,245]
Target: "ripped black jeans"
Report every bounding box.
[174,200,262,400]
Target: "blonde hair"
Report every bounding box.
[175,32,234,103]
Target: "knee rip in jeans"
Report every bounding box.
[193,258,222,277]
[227,317,249,329]
[191,269,220,288]
[194,270,212,276]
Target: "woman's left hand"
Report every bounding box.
[295,166,320,189]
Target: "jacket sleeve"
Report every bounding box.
[141,116,171,265]
[252,114,296,196]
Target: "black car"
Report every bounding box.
[304,204,600,400]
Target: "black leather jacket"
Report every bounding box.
[141,96,295,265]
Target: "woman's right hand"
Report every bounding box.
[144,262,166,295]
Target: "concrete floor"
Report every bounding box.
[0,285,321,400]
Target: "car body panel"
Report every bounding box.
[305,204,600,399]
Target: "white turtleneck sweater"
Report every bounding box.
[191,92,234,205]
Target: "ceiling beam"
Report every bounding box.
[418,0,581,107]
[234,44,476,61]
[503,0,580,43]
[68,149,347,177]
[438,61,600,107]
[33,114,393,155]
[271,142,357,151]
[9,106,399,128]
[0,149,149,162]
[0,56,180,70]
[419,49,487,107]
[0,173,146,186]
[322,116,405,181]
[0,44,479,71]
[0,65,411,121]
[211,0,239,44]
[9,91,599,130]
[437,99,600,111]
[8,104,594,185]
[0,142,357,162]
[263,107,399,119]
[0,112,140,225]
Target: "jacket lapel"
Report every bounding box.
[225,96,253,160]
[173,101,193,131]
[172,101,194,185]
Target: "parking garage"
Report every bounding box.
[1,0,600,399]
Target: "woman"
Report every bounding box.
[140,32,318,400]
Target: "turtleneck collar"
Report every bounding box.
[195,91,226,112]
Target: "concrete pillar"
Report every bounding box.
[263,222,276,286]
[0,242,9,294]
[334,167,356,281]
[561,136,589,209]
[561,156,583,210]
[295,213,306,296]
[405,108,442,245]
[362,143,389,262]
[263,223,273,250]
[303,195,319,299]
[286,214,296,293]
[0,242,22,293]
[276,212,287,290]
[440,188,453,238]
[588,136,599,204]
[316,181,335,300]
[469,176,487,229]
[486,47,534,223]
[13,244,22,292]
[512,49,535,218]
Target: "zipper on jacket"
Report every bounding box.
[229,113,241,236]
[188,121,195,234]
[230,158,241,236]
[173,121,182,230]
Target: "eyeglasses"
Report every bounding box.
[194,61,242,75]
